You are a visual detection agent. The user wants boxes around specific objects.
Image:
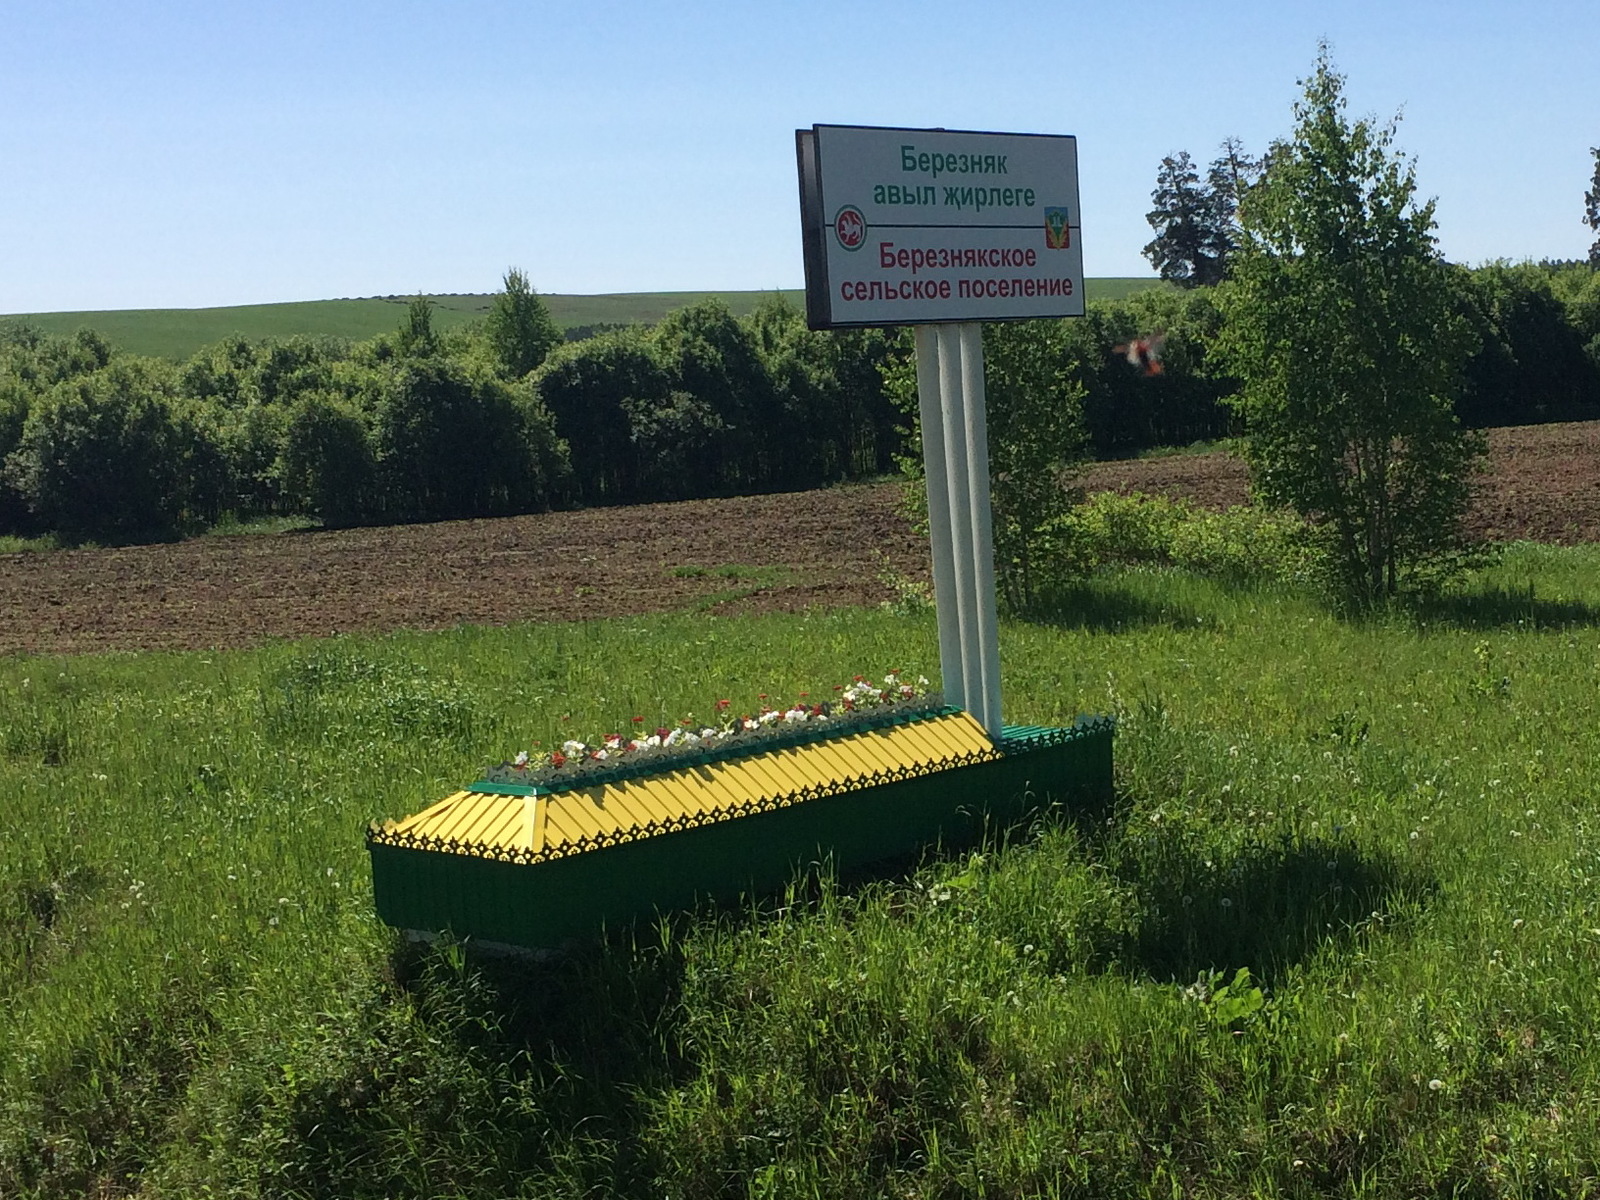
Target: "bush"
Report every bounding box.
[534,329,669,505]
[982,319,1092,609]
[370,358,568,522]
[1044,491,1314,585]
[277,394,378,526]
[1456,263,1600,427]
[4,358,225,541]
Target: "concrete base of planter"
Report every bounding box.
[367,713,1113,950]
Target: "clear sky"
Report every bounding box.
[4,0,1597,314]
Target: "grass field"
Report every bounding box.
[4,543,1600,1196]
[0,280,1166,361]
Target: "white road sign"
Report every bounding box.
[797,124,1084,329]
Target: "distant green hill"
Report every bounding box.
[0,280,1167,361]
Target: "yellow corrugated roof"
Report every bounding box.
[378,710,998,862]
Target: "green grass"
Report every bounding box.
[202,513,321,539]
[1132,435,1243,460]
[0,281,1166,361]
[0,533,65,554]
[7,542,1599,1196]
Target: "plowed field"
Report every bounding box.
[2,421,1597,656]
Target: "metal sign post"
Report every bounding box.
[915,323,1001,734]
[798,123,1083,738]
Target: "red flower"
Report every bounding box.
[633,715,645,723]
[550,751,567,767]
[716,699,731,710]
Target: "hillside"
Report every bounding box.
[0,280,1167,361]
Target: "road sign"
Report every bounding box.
[796,123,1083,330]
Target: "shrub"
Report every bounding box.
[370,358,567,522]
[277,394,377,526]
[4,358,224,541]
[1040,491,1314,586]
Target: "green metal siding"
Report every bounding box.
[369,715,1112,949]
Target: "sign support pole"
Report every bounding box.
[914,326,965,714]
[915,322,1002,737]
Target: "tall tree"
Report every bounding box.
[486,267,562,378]
[1204,136,1259,268]
[396,295,439,357]
[1218,47,1483,605]
[1144,143,1256,287]
[1585,146,1600,267]
[1143,151,1227,287]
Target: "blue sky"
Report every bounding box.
[4,0,1597,313]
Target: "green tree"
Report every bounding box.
[533,327,669,503]
[1143,152,1223,287]
[1586,147,1600,267]
[277,393,378,526]
[395,296,440,358]
[1455,262,1600,427]
[1218,48,1483,605]
[882,320,1090,611]
[981,320,1091,608]
[1143,144,1253,288]
[370,358,566,521]
[4,358,225,541]
[652,299,774,493]
[485,268,562,378]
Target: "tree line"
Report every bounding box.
[2,118,1599,572]
[0,277,911,543]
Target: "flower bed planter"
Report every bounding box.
[367,708,1114,951]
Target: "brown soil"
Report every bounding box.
[2,422,1597,657]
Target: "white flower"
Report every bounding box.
[785,707,808,722]
[513,751,530,768]
[562,740,585,756]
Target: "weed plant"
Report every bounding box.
[4,543,1600,1196]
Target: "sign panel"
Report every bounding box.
[796,124,1083,329]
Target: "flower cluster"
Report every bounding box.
[486,670,935,787]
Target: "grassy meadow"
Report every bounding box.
[0,280,1165,361]
[4,543,1600,1196]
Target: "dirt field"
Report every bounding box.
[2,421,1597,657]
